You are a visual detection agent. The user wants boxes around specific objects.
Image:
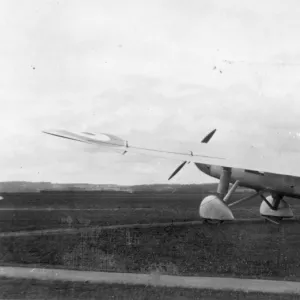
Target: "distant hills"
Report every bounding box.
[0,182,132,193]
[0,181,251,194]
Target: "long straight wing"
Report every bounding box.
[43,129,300,178]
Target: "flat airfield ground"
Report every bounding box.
[1,190,299,232]
[1,190,300,299]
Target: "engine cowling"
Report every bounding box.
[199,195,234,221]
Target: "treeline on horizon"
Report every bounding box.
[0,181,251,194]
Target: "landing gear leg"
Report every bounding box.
[217,167,231,199]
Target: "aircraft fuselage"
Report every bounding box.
[195,163,300,198]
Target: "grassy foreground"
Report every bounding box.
[1,221,300,280]
[2,191,300,281]
[0,278,298,300]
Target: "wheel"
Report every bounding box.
[203,219,224,225]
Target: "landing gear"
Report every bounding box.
[259,193,294,222]
[199,167,294,224]
[199,167,236,223]
[203,219,224,225]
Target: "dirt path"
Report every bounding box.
[0,266,299,294]
[0,219,270,238]
[0,221,200,237]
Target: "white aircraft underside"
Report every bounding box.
[43,129,300,224]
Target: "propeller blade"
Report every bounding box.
[201,129,216,143]
[168,161,187,180]
[168,129,217,181]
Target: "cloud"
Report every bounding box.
[3,79,299,184]
[1,0,300,184]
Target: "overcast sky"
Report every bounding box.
[1,0,300,184]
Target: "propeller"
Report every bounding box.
[168,161,189,181]
[168,129,217,181]
[200,128,216,143]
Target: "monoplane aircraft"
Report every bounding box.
[43,128,299,224]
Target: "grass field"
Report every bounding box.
[1,191,300,283]
[1,190,300,232]
[0,278,298,300]
[1,219,300,280]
